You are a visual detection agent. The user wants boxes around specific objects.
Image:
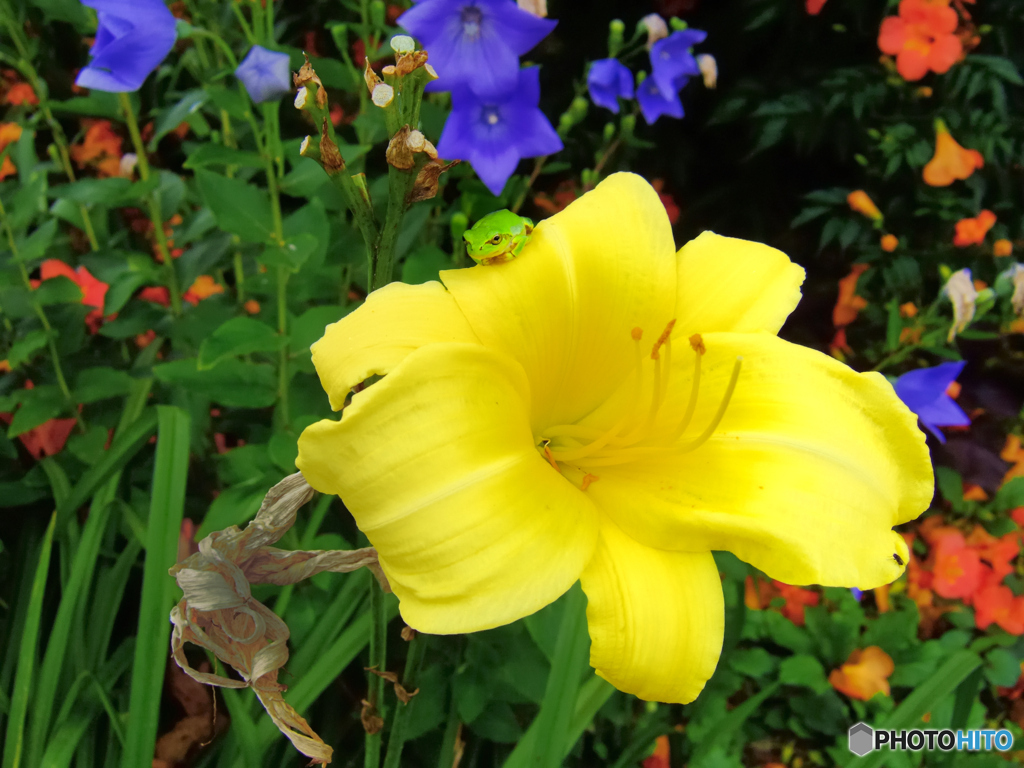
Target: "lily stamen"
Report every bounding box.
[674,357,743,453]
[542,325,741,470]
[545,329,646,462]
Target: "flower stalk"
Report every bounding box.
[118,93,183,315]
[381,633,428,768]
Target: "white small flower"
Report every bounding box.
[697,54,718,89]
[640,13,669,48]
[517,0,548,17]
[943,268,978,342]
[119,153,138,178]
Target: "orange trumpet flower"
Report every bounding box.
[847,190,883,222]
[923,120,983,187]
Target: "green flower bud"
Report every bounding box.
[669,17,688,31]
[370,0,386,28]
[328,23,347,52]
[620,114,636,138]
[608,19,625,57]
[570,96,588,121]
[602,123,615,143]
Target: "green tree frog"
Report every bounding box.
[463,210,534,265]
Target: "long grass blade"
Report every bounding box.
[529,583,590,768]
[119,406,191,768]
[1,513,57,768]
[27,488,116,766]
[55,407,158,529]
[847,650,982,768]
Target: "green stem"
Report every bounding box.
[365,580,387,768]
[260,101,290,427]
[184,26,239,69]
[381,635,428,768]
[373,161,418,288]
[118,93,182,315]
[512,155,548,214]
[435,695,462,768]
[230,1,257,45]
[0,198,84,430]
[265,0,275,41]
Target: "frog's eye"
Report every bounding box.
[489,236,501,244]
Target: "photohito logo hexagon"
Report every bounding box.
[849,723,874,756]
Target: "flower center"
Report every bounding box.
[461,6,484,39]
[483,106,501,126]
[538,322,743,478]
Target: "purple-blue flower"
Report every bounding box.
[437,66,562,196]
[650,28,707,97]
[894,361,970,443]
[235,46,292,103]
[636,75,685,125]
[587,58,634,114]
[399,0,556,97]
[851,587,864,601]
[75,0,177,92]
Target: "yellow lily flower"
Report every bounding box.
[297,173,933,704]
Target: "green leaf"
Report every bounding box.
[779,654,831,694]
[49,92,120,119]
[148,89,208,151]
[268,431,299,473]
[55,407,158,529]
[75,367,133,403]
[260,233,318,272]
[14,220,58,263]
[969,55,1024,85]
[198,316,284,369]
[120,407,190,768]
[7,329,50,369]
[983,648,1022,687]
[1,513,56,768]
[935,466,965,512]
[34,276,83,306]
[994,477,1024,512]
[401,245,452,285]
[27,0,90,28]
[692,682,781,762]
[7,387,65,437]
[729,647,778,678]
[183,143,265,170]
[194,169,273,243]
[195,479,275,539]
[290,305,348,372]
[153,358,277,408]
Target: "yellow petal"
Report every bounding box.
[585,332,932,589]
[310,281,480,410]
[441,173,678,432]
[675,232,805,336]
[581,518,724,704]
[297,343,599,634]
